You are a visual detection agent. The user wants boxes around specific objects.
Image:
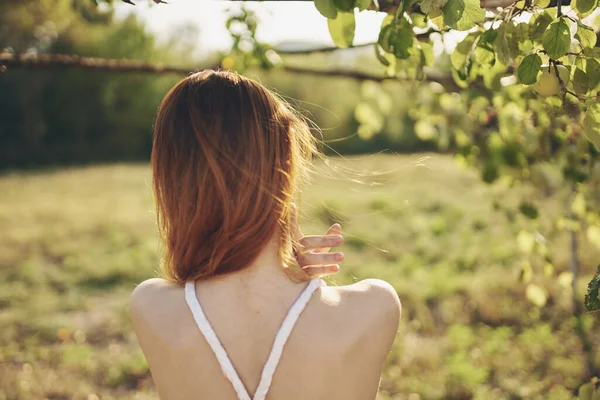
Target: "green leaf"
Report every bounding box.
[563,166,590,183]
[572,0,598,17]
[379,18,415,59]
[415,120,438,140]
[494,23,512,66]
[378,15,395,52]
[518,54,542,84]
[542,18,571,59]
[578,382,594,400]
[583,102,600,151]
[514,23,533,57]
[517,230,535,254]
[412,13,428,28]
[520,262,534,283]
[442,0,485,31]
[576,22,597,49]
[587,225,600,249]
[474,29,496,64]
[430,10,447,29]
[572,192,587,217]
[328,11,356,48]
[475,46,494,65]
[381,13,395,26]
[419,41,435,66]
[587,59,600,89]
[402,0,417,12]
[526,283,548,307]
[389,19,415,59]
[451,32,478,70]
[333,0,356,11]
[530,12,553,40]
[519,201,539,219]
[584,265,600,312]
[355,102,383,133]
[480,28,498,43]
[481,161,499,183]
[356,0,372,10]
[378,24,394,53]
[558,271,574,288]
[492,22,526,65]
[374,44,391,66]
[420,0,449,14]
[534,0,551,7]
[314,0,338,18]
[452,64,470,83]
[573,68,590,94]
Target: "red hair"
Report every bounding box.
[151,70,318,283]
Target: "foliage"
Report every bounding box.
[0,0,185,168]
[585,265,600,311]
[210,0,600,384]
[311,0,600,117]
[578,377,600,400]
[308,0,600,209]
[0,0,442,167]
[213,6,600,328]
[311,0,600,386]
[220,8,281,71]
[1,155,599,399]
[291,0,600,334]
[95,0,165,5]
[305,0,600,175]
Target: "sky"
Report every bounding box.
[114,0,389,54]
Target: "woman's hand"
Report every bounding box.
[296,223,344,278]
[291,204,344,278]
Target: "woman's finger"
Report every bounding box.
[326,223,342,236]
[302,264,340,278]
[318,223,342,253]
[298,234,343,252]
[297,251,344,266]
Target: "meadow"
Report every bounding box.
[1,154,598,400]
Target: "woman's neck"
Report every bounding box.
[208,235,305,292]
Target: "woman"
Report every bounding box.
[130,70,401,400]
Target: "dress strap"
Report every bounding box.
[253,278,324,400]
[184,277,325,400]
[185,281,252,400]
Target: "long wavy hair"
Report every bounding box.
[151,70,318,283]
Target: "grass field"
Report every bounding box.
[1,154,599,400]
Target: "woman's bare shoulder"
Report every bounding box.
[322,278,401,328]
[319,279,401,359]
[129,278,185,326]
[331,278,400,308]
[131,277,181,301]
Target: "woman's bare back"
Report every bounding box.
[130,277,401,400]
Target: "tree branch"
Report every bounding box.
[281,64,463,90]
[220,0,516,11]
[276,29,441,55]
[0,52,467,91]
[0,53,199,74]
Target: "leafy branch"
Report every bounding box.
[585,265,600,312]
[0,51,466,90]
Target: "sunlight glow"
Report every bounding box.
[115,0,387,54]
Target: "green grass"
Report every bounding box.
[0,154,598,400]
